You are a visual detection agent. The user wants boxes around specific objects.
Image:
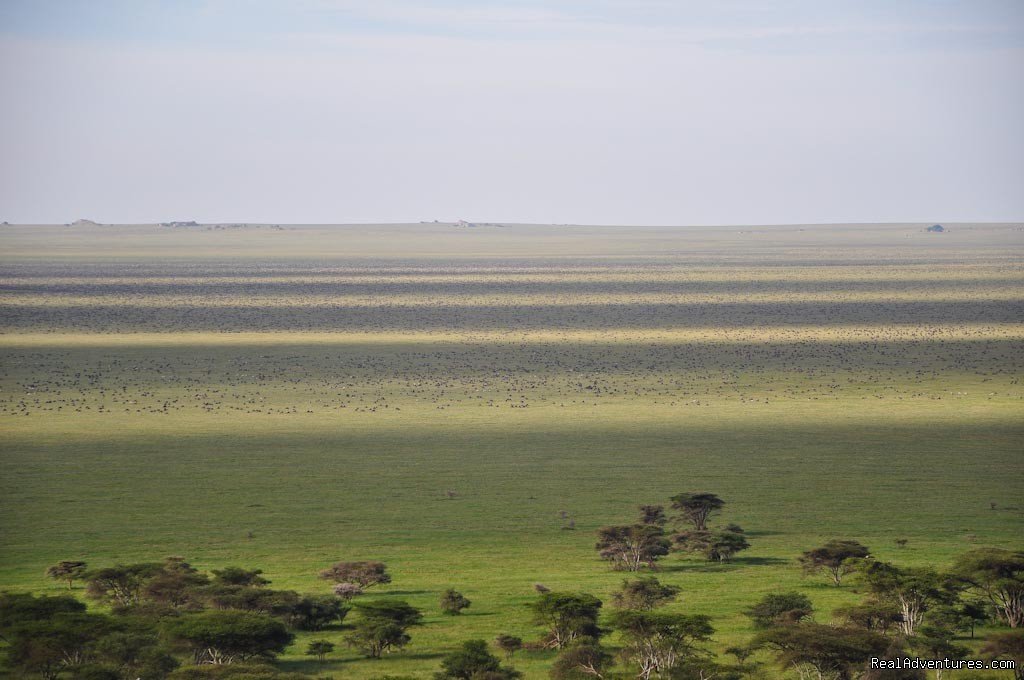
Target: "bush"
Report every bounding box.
[440,589,472,615]
[744,592,813,628]
[435,639,520,679]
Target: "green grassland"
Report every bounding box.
[1,222,1022,677]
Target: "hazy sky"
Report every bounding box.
[1,0,1022,225]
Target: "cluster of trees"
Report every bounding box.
[797,543,1023,635]
[6,538,1022,680]
[3,557,433,680]
[54,558,349,631]
[596,494,749,571]
[738,544,1024,679]
[527,584,728,680]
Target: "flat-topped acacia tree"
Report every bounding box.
[857,561,959,637]
[673,525,750,563]
[45,561,88,590]
[345,600,423,658]
[744,592,814,628]
[669,493,724,531]
[638,505,667,526]
[436,639,521,679]
[754,623,889,680]
[610,576,680,611]
[527,592,603,649]
[952,548,1024,628]
[595,524,671,571]
[163,610,293,665]
[211,567,270,588]
[494,634,523,662]
[798,540,871,586]
[611,610,714,680]
[318,561,391,589]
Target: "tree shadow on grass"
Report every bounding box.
[658,555,788,573]
[276,659,347,673]
[388,651,447,662]
[278,649,446,671]
[801,580,855,591]
[659,562,743,574]
[730,556,789,566]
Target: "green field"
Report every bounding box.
[1,222,1022,678]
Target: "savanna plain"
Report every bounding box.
[1,222,1022,678]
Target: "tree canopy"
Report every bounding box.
[754,623,889,680]
[953,547,1024,628]
[163,611,293,665]
[435,639,520,679]
[744,592,813,628]
[669,493,724,531]
[595,524,670,571]
[798,540,870,585]
[46,561,88,590]
[527,592,603,649]
[611,576,680,611]
[318,561,391,588]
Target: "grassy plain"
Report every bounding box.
[1,222,1022,678]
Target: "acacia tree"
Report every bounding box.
[143,559,210,610]
[440,589,472,615]
[436,639,521,679]
[306,640,334,663]
[319,561,391,589]
[611,610,714,680]
[595,525,670,571]
[798,540,871,586]
[707,527,750,562]
[332,583,364,600]
[346,620,410,659]
[858,561,958,637]
[744,592,813,628]
[211,567,270,588]
[638,505,666,526]
[345,600,423,658]
[285,596,349,631]
[953,548,1024,628]
[196,584,299,616]
[94,631,179,680]
[673,526,750,562]
[494,634,523,662]
[163,611,293,664]
[958,599,992,638]
[834,600,902,634]
[550,637,613,680]
[527,592,603,649]
[85,563,166,607]
[754,623,890,680]
[46,561,88,590]
[0,593,87,644]
[5,612,114,680]
[911,624,969,680]
[669,493,724,531]
[611,577,680,611]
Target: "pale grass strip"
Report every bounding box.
[3,289,1024,307]
[2,325,1022,347]
[2,267,1022,287]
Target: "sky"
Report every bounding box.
[0,0,1022,225]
